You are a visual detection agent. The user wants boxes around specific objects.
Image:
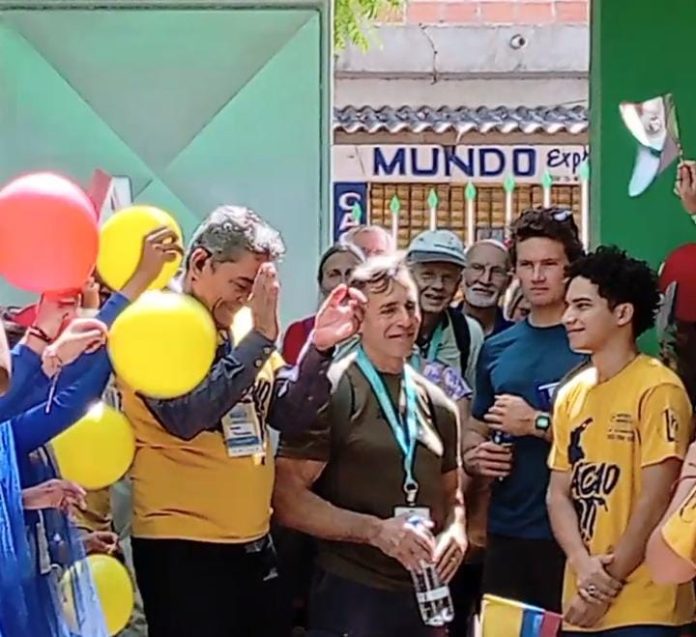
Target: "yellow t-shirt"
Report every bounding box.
[120,306,284,543]
[549,355,695,631]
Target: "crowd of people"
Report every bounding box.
[2,167,696,637]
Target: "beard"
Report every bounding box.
[465,287,500,309]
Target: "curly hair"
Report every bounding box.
[186,205,286,268]
[509,207,584,265]
[566,245,660,337]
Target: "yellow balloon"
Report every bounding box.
[108,290,217,399]
[51,402,135,490]
[97,205,183,291]
[61,554,134,636]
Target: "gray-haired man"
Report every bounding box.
[407,230,483,388]
[460,240,513,337]
[341,224,395,257]
[120,206,365,637]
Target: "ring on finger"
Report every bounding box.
[585,584,599,597]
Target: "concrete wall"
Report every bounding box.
[336,24,588,78]
[334,76,587,109]
[335,7,589,109]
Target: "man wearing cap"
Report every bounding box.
[407,230,484,388]
[460,240,513,337]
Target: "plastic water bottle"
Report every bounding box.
[408,517,455,627]
[491,430,514,445]
[491,431,514,482]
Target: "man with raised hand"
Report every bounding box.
[274,255,465,637]
[120,206,363,637]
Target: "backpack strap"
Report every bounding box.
[446,307,472,375]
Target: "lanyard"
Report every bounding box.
[425,322,444,362]
[411,321,445,371]
[355,347,419,505]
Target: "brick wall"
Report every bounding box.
[379,0,588,25]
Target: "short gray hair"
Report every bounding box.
[186,205,286,266]
[340,225,395,254]
[465,239,510,266]
[349,252,413,296]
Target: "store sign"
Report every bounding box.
[333,144,589,184]
[333,181,367,242]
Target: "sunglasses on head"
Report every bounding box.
[552,209,573,222]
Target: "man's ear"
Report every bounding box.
[616,302,634,328]
[188,248,210,277]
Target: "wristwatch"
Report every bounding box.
[534,412,551,433]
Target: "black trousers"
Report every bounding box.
[448,559,484,636]
[132,535,283,637]
[273,523,315,635]
[481,534,565,614]
[307,568,447,637]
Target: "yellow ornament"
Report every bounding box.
[97,205,182,291]
[108,290,217,399]
[61,554,134,636]
[51,402,135,490]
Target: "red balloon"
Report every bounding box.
[0,172,99,292]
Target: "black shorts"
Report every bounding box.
[481,533,565,613]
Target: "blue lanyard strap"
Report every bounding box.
[411,320,445,371]
[425,321,445,362]
[355,347,419,505]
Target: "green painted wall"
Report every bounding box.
[591,0,696,260]
[0,1,331,325]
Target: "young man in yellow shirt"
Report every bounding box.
[547,246,695,637]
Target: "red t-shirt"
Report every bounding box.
[282,315,315,365]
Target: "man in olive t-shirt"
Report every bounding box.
[274,255,466,637]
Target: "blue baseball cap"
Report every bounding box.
[407,230,466,269]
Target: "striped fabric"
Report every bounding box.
[481,594,562,637]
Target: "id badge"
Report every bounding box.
[394,506,431,521]
[222,401,264,458]
[422,362,472,402]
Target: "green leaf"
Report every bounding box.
[334,0,405,50]
[389,194,401,216]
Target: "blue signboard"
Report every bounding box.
[333,181,368,242]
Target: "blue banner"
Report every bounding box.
[333,181,368,242]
